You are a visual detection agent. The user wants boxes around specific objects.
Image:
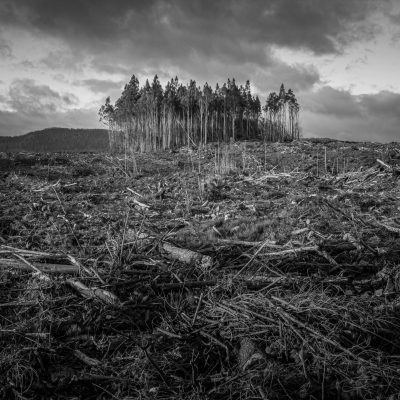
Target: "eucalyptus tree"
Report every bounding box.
[163,77,179,148]
[203,82,213,144]
[286,89,300,140]
[100,75,300,153]
[228,78,241,141]
[243,80,252,138]
[263,84,300,141]
[150,75,163,150]
[98,96,118,151]
[220,83,228,142]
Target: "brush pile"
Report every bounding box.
[1,139,400,399]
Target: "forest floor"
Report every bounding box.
[1,138,400,399]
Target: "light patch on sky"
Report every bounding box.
[272,9,400,95]
[0,28,113,111]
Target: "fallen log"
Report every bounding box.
[161,242,214,271]
[0,258,79,274]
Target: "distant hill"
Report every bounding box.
[0,128,109,153]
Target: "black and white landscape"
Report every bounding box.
[1,1,400,399]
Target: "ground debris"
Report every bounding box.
[1,141,400,399]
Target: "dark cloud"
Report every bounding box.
[52,74,68,83]
[40,50,85,72]
[74,79,124,94]
[0,0,391,73]
[389,12,400,24]
[7,79,78,115]
[301,86,363,117]
[17,60,36,69]
[132,55,320,96]
[359,91,400,118]
[0,37,12,59]
[303,109,400,143]
[301,86,400,142]
[254,62,320,93]
[302,86,400,120]
[91,61,132,76]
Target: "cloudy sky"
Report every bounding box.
[0,0,399,142]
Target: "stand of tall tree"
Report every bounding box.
[263,83,300,142]
[99,75,300,153]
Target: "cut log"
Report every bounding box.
[161,242,213,271]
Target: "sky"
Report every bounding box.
[0,0,399,142]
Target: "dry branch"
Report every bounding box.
[375,221,400,234]
[216,238,278,247]
[0,257,79,274]
[259,245,318,258]
[377,158,391,170]
[12,253,51,281]
[67,279,120,306]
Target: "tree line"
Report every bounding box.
[99,75,300,153]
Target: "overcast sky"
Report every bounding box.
[0,0,399,142]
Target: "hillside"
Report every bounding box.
[0,127,109,153]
